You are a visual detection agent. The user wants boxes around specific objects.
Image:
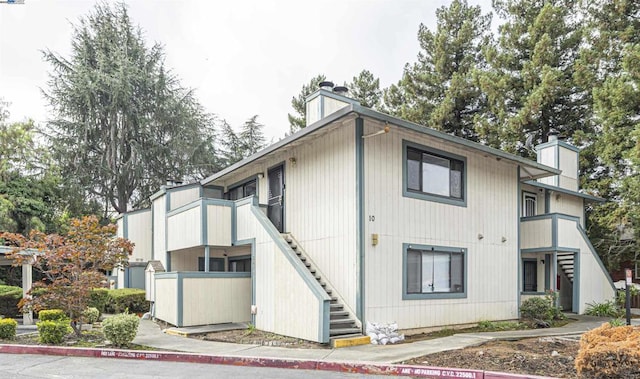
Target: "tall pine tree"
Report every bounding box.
[346,69,382,109]
[383,0,491,141]
[43,2,221,214]
[477,0,589,156]
[578,0,640,270]
[288,74,326,133]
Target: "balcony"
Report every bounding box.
[153,271,251,327]
[166,198,234,251]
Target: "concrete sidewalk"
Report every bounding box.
[132,314,640,364]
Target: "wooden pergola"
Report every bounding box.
[0,246,34,325]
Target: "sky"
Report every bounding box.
[0,0,492,141]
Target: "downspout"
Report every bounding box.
[355,117,365,326]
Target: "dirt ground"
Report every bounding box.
[198,329,579,377]
[403,337,579,378]
[195,329,327,349]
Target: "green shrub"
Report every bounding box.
[88,288,110,313]
[0,318,18,340]
[82,307,100,324]
[585,300,622,318]
[106,289,148,314]
[102,313,140,347]
[609,318,625,327]
[616,286,640,308]
[38,309,68,322]
[520,293,565,324]
[477,320,524,332]
[37,320,71,344]
[0,285,22,318]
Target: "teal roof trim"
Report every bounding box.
[535,139,581,153]
[523,180,605,202]
[201,104,561,185]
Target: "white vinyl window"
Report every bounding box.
[407,148,464,200]
[404,244,466,299]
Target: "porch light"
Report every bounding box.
[362,123,391,139]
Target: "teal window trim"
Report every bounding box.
[402,140,467,207]
[402,243,467,300]
[544,253,552,290]
[226,175,259,201]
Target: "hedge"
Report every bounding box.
[38,309,68,322]
[0,285,22,318]
[37,320,71,344]
[102,313,140,347]
[105,288,149,314]
[88,288,110,313]
[0,318,17,339]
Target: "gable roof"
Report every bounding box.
[201,104,561,186]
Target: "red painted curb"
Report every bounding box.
[0,344,558,378]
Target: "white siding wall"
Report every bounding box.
[166,207,201,251]
[285,121,357,313]
[153,196,167,268]
[236,201,326,342]
[559,146,578,191]
[154,278,178,325]
[553,218,615,313]
[323,97,348,117]
[220,121,358,314]
[116,218,124,238]
[182,277,251,326]
[170,248,202,271]
[520,219,553,249]
[537,147,558,186]
[363,120,519,329]
[578,244,615,313]
[169,186,201,210]
[127,210,152,262]
[207,204,232,246]
[550,194,584,226]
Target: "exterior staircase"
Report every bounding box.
[557,252,574,283]
[282,233,361,338]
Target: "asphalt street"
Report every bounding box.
[0,354,405,379]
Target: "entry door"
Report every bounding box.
[267,165,285,232]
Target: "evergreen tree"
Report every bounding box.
[288,74,326,133]
[578,0,640,270]
[477,0,588,156]
[219,120,244,167]
[43,2,221,214]
[383,0,491,141]
[239,115,266,157]
[346,69,381,109]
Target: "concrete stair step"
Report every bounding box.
[330,304,343,311]
[330,318,356,326]
[329,327,361,336]
[330,311,350,319]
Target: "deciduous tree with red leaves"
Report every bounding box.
[1,216,133,336]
